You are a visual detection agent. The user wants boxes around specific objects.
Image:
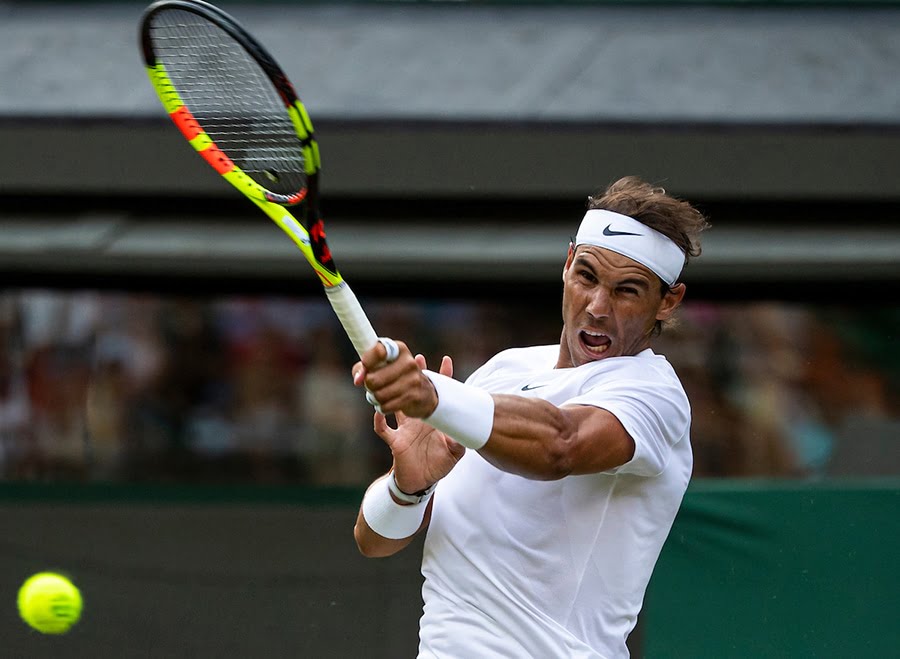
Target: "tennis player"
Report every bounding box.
[353,176,708,658]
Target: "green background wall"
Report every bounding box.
[1,480,897,658]
[643,480,900,658]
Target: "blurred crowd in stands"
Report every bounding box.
[0,289,896,485]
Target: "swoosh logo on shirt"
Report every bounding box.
[521,383,548,391]
[602,224,642,237]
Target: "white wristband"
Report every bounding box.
[362,475,429,540]
[423,370,494,450]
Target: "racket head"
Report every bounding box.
[140,0,339,282]
[139,0,321,208]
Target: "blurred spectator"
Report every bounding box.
[657,304,802,478]
[727,304,835,476]
[0,295,30,478]
[18,291,100,479]
[124,297,225,480]
[230,320,305,482]
[0,289,894,484]
[807,312,900,477]
[296,327,373,485]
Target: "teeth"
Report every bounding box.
[581,330,609,355]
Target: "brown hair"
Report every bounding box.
[587,176,709,276]
[586,176,709,336]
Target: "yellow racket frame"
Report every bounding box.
[145,62,341,289]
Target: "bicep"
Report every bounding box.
[479,396,636,479]
[561,404,636,475]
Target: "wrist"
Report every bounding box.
[362,474,430,539]
[388,471,437,505]
[422,370,494,450]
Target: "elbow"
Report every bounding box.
[356,545,383,559]
[534,419,578,480]
[353,522,378,558]
[542,406,597,478]
[539,404,582,479]
[543,436,575,480]
[516,421,578,481]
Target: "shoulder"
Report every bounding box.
[487,344,558,368]
[587,350,679,382]
[575,353,691,477]
[465,344,558,385]
[580,351,686,402]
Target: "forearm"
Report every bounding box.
[353,509,425,558]
[477,394,578,479]
[483,395,635,478]
[353,474,433,558]
[423,371,635,479]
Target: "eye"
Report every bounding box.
[617,286,639,296]
[577,269,597,283]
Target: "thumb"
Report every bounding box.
[445,436,466,460]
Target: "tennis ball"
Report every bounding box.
[17,572,82,634]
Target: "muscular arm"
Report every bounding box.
[355,341,637,489]
[481,396,635,479]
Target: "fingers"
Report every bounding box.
[355,341,443,418]
[361,344,417,395]
[366,390,385,414]
[365,376,420,414]
[439,355,453,378]
[352,361,366,387]
[373,411,390,439]
[373,409,408,446]
[362,338,407,371]
[445,435,466,460]
[378,337,400,364]
[352,339,407,388]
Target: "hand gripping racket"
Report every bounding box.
[139,0,397,365]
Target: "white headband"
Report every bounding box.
[575,209,685,285]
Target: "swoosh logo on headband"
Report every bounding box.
[602,224,642,237]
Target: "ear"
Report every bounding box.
[563,243,575,282]
[656,283,686,322]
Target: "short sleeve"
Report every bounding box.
[565,377,690,477]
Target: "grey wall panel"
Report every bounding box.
[3,121,900,201]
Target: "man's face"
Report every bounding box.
[557,245,685,369]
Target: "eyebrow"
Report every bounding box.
[573,257,652,289]
[617,278,651,290]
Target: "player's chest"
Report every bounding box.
[476,366,594,403]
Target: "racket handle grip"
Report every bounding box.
[324,283,379,358]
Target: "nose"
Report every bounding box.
[585,287,611,319]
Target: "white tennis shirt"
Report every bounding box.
[417,345,692,659]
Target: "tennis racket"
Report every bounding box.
[139,0,390,361]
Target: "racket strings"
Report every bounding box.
[149,9,306,196]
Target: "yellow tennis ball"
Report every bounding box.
[17,572,82,634]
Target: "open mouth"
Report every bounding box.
[580,330,612,356]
